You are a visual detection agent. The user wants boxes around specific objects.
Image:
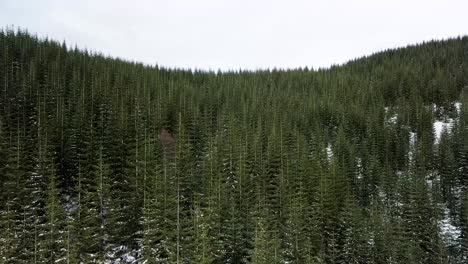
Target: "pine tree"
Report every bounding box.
[0,119,19,262]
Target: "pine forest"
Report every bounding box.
[2,29,468,263]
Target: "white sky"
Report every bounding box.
[1,0,467,71]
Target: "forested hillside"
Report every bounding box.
[1,29,468,263]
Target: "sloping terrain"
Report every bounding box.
[1,29,468,263]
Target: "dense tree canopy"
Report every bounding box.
[1,29,468,263]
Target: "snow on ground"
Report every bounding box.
[455,102,462,114]
[409,132,417,145]
[433,119,454,143]
[326,143,333,162]
[408,132,417,161]
[105,245,138,264]
[356,157,363,180]
[384,106,398,126]
[425,171,439,191]
[384,102,462,144]
[433,101,461,143]
[439,206,461,247]
[386,114,398,125]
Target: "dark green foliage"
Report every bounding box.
[1,29,468,263]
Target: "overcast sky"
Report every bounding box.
[1,0,467,71]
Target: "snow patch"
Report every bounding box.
[408,132,417,162]
[409,132,417,146]
[384,107,398,125]
[454,102,462,114]
[433,119,454,143]
[326,143,333,162]
[388,115,398,125]
[425,171,439,190]
[439,206,461,247]
[105,245,138,264]
[356,157,363,180]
